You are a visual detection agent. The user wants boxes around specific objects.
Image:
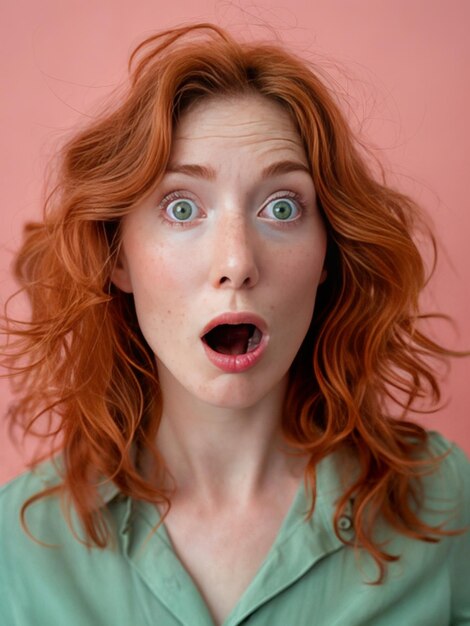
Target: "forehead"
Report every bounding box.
[171,94,308,164]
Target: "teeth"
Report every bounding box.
[203,323,263,355]
[246,327,262,353]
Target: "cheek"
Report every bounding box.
[128,237,190,300]
[277,238,326,295]
[125,239,201,345]
[271,238,326,345]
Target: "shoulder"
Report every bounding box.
[424,429,469,482]
[420,430,470,526]
[0,456,63,516]
[0,457,70,549]
[425,429,469,465]
[420,432,470,620]
[0,456,63,499]
[0,462,137,625]
[0,459,69,622]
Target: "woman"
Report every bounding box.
[0,23,468,626]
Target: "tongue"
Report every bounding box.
[208,324,251,355]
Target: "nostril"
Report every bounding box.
[217,274,252,287]
[211,250,260,288]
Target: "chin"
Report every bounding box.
[207,393,265,411]
[196,373,286,411]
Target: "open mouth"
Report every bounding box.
[202,323,263,355]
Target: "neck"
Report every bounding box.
[153,376,305,508]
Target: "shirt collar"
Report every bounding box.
[116,447,356,626]
[35,446,357,531]
[32,454,121,507]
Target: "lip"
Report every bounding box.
[201,312,268,338]
[200,312,269,373]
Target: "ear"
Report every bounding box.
[319,268,328,285]
[111,248,133,293]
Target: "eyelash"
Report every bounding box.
[158,191,198,228]
[261,191,306,226]
[158,190,307,228]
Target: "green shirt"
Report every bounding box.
[1,431,469,625]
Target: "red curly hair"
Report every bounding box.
[2,23,460,580]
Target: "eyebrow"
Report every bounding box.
[165,159,311,180]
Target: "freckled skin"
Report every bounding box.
[112,94,327,412]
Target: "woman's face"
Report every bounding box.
[113,94,327,410]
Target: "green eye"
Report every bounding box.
[266,198,299,221]
[167,198,197,221]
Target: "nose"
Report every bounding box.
[209,214,260,289]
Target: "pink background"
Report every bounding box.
[1,0,469,484]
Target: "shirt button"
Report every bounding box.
[338,515,353,531]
